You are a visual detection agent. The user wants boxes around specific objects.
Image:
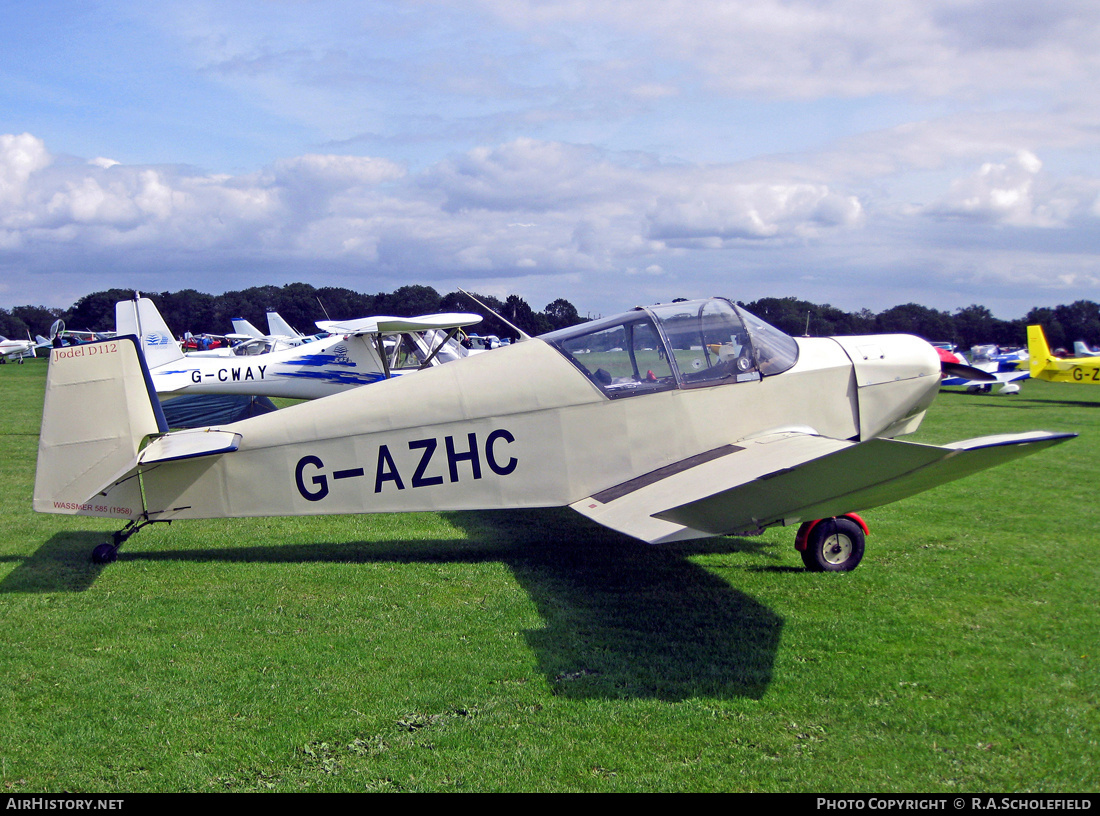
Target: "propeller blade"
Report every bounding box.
[941,362,997,382]
[933,345,997,382]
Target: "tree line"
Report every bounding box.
[1,284,1098,353]
[738,297,1100,353]
[0,284,585,346]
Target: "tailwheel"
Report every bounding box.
[89,517,169,564]
[797,516,866,572]
[91,542,119,564]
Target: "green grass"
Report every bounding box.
[1,359,1097,792]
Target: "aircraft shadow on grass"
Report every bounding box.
[3,508,782,702]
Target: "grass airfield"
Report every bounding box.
[0,358,1096,792]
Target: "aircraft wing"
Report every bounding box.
[941,369,1030,386]
[571,430,1074,544]
[317,312,482,336]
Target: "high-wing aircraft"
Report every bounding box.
[36,297,1073,569]
[116,296,482,400]
[1028,325,1100,384]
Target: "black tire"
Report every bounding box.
[800,518,865,572]
[91,543,118,564]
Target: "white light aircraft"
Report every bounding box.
[939,345,1028,395]
[0,335,38,362]
[116,296,482,400]
[36,297,1073,568]
[229,311,318,351]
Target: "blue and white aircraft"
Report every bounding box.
[940,344,1029,394]
[117,296,481,400]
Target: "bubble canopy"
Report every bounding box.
[540,297,800,399]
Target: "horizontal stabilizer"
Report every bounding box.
[138,429,242,464]
[573,430,1074,543]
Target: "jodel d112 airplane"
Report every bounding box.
[35,297,1073,568]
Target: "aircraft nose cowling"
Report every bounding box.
[831,334,942,440]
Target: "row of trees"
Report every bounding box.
[2,285,1098,353]
[739,297,1100,352]
[0,284,585,345]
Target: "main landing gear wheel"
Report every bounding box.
[799,517,865,572]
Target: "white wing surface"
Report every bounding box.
[317,313,482,336]
[572,430,1074,544]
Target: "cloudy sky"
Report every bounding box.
[2,0,1099,319]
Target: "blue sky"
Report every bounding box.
[2,0,1099,319]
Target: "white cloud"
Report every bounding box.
[648,181,863,241]
[0,132,868,289]
[924,150,1086,227]
[270,154,406,188]
[471,0,1100,99]
[0,133,51,209]
[3,128,1100,318]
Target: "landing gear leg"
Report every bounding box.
[91,517,169,564]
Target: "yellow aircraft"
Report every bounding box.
[1028,325,1100,384]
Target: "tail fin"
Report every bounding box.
[266,311,302,338]
[34,336,166,516]
[115,296,185,370]
[231,317,265,338]
[1027,325,1052,378]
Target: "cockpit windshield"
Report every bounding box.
[232,338,278,356]
[541,297,798,399]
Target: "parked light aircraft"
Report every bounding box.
[939,345,1028,394]
[1028,325,1100,384]
[229,311,319,351]
[36,297,1074,569]
[0,335,38,362]
[182,332,258,357]
[116,296,482,400]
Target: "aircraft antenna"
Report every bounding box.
[458,288,531,341]
[316,297,332,321]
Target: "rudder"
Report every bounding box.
[1027,325,1052,378]
[115,296,186,370]
[34,336,167,516]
